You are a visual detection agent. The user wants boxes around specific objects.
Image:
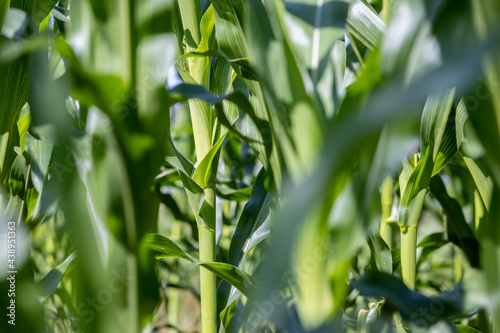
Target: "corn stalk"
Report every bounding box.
[178,1,218,332]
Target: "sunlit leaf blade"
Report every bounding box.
[215,185,252,201]
[179,51,256,80]
[336,48,383,120]
[399,89,456,229]
[228,169,271,267]
[200,262,257,299]
[0,8,30,183]
[169,83,272,158]
[210,0,248,60]
[368,233,392,274]
[432,108,458,176]
[432,98,469,176]
[380,1,423,76]
[146,233,194,261]
[217,169,271,321]
[283,0,348,83]
[417,232,448,266]
[463,155,493,210]
[398,149,433,229]
[178,170,208,228]
[456,325,482,333]
[145,233,257,299]
[346,0,385,50]
[455,99,468,149]
[21,132,53,193]
[0,122,19,183]
[37,252,76,299]
[4,152,28,222]
[192,132,227,189]
[421,89,456,161]
[196,5,215,53]
[164,134,194,176]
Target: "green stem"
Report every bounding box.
[399,152,421,290]
[401,226,417,290]
[199,225,217,333]
[453,247,463,283]
[380,176,393,249]
[168,221,182,327]
[177,2,217,331]
[197,162,219,333]
[382,0,390,24]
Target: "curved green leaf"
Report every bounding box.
[421,89,456,161]
[179,50,256,80]
[200,262,257,299]
[346,0,385,50]
[144,233,257,298]
[368,232,392,274]
[169,83,272,159]
[210,0,248,60]
[463,155,493,210]
[146,233,195,261]
[456,325,481,333]
[399,89,456,229]
[4,152,28,223]
[429,176,479,267]
[215,185,252,202]
[192,132,227,189]
[37,252,76,299]
[284,0,348,83]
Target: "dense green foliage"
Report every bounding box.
[1,0,500,332]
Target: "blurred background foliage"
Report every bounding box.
[0,0,500,332]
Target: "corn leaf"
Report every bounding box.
[210,0,247,60]
[283,0,348,83]
[215,185,252,201]
[4,152,29,223]
[346,0,385,51]
[367,233,392,274]
[399,89,456,229]
[456,326,482,333]
[169,83,272,158]
[429,176,479,267]
[192,132,227,189]
[463,155,493,210]
[145,233,257,299]
[37,252,77,299]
